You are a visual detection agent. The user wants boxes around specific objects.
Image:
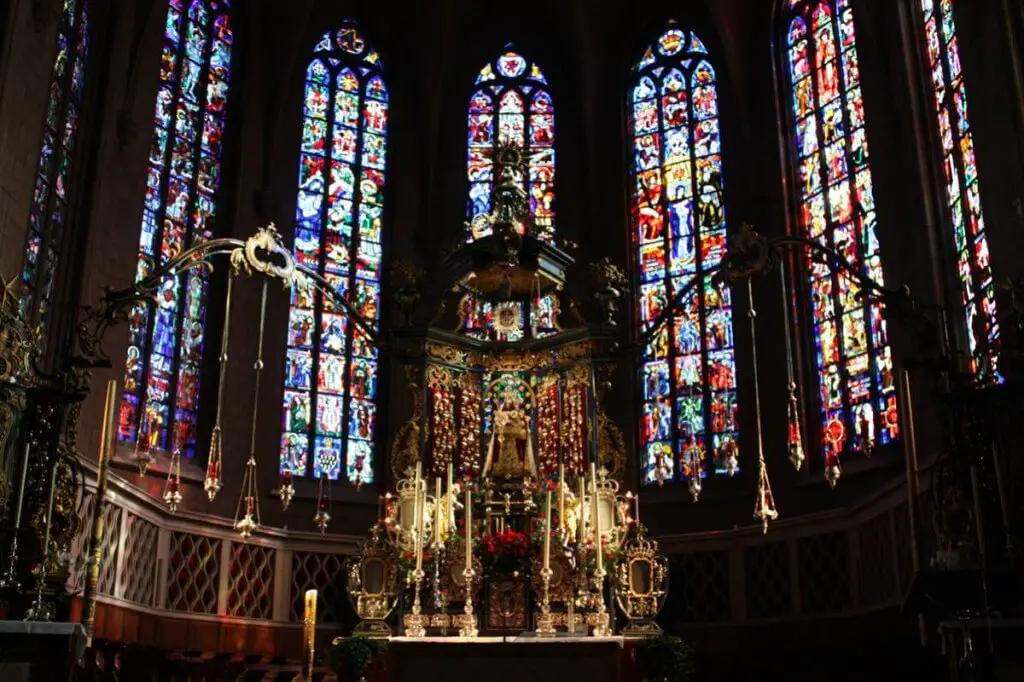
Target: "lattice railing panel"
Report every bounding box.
[167,532,222,614]
[675,551,729,622]
[96,505,123,596]
[227,543,275,619]
[857,513,896,607]
[892,501,914,592]
[797,532,850,615]
[120,514,159,606]
[745,541,791,619]
[66,492,96,593]
[290,551,348,623]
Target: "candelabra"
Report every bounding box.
[406,568,427,637]
[535,566,556,636]
[459,566,479,638]
[590,566,611,637]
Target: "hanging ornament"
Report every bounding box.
[314,473,331,534]
[747,278,779,533]
[163,448,183,513]
[786,383,806,471]
[234,279,269,540]
[753,458,779,535]
[205,427,223,501]
[205,274,234,501]
[233,457,259,540]
[779,262,806,471]
[825,452,842,488]
[279,470,295,511]
[134,404,155,476]
[686,445,702,502]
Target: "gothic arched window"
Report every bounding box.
[279,22,387,485]
[919,0,1000,382]
[118,0,233,459]
[466,46,555,242]
[19,0,90,334]
[783,0,899,463]
[630,26,739,484]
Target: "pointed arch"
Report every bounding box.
[782,0,899,463]
[279,21,387,485]
[118,0,233,459]
[918,0,1000,383]
[466,45,555,242]
[630,25,739,485]
[19,0,91,335]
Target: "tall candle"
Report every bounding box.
[413,462,423,571]
[577,476,585,543]
[464,484,473,573]
[558,466,565,529]
[543,490,552,571]
[434,476,443,548]
[634,492,641,528]
[591,462,602,575]
[447,463,455,529]
[301,589,317,679]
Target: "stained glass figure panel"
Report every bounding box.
[118,0,233,459]
[919,0,1000,383]
[279,20,386,484]
[19,0,90,337]
[631,26,740,485]
[784,1,899,465]
[466,46,555,243]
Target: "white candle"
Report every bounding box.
[558,466,565,529]
[447,462,455,529]
[543,490,552,571]
[464,484,473,573]
[434,476,443,548]
[591,462,602,575]
[577,476,585,544]
[413,462,423,572]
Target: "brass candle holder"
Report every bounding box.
[406,568,427,637]
[535,566,556,635]
[590,566,611,637]
[459,566,479,638]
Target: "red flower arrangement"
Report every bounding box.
[481,528,531,573]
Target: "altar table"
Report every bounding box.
[388,636,624,682]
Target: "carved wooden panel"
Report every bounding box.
[120,513,158,606]
[97,505,123,596]
[675,551,729,622]
[290,551,348,623]
[797,532,850,615]
[166,532,221,614]
[745,541,791,619]
[227,542,275,619]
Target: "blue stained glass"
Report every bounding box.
[631,26,740,484]
[465,46,556,244]
[118,0,233,457]
[280,20,386,483]
[785,0,899,462]
[19,0,90,345]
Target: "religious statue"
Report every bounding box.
[482,390,537,480]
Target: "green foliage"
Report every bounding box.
[328,636,388,681]
[634,634,695,681]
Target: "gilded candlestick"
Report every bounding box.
[590,463,611,637]
[460,482,478,638]
[535,490,556,635]
[0,440,30,592]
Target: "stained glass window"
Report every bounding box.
[920,0,1000,382]
[630,26,739,484]
[279,22,386,485]
[466,45,555,242]
[117,0,233,459]
[784,0,899,463]
[19,0,89,334]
